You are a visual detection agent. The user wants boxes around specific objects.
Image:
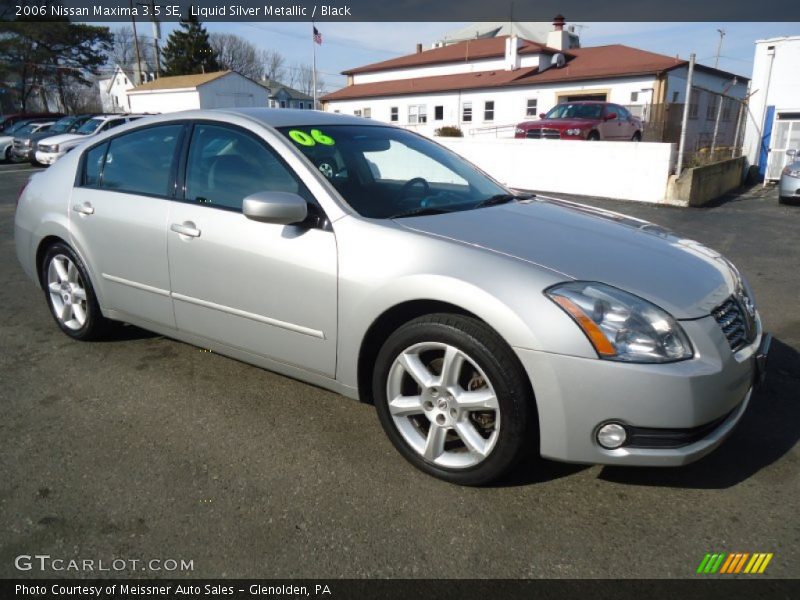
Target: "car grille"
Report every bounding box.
[13,139,31,149]
[525,128,561,140]
[712,296,755,352]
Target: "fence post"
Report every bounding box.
[676,53,695,177]
[732,100,745,158]
[710,92,724,160]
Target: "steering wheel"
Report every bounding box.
[398,177,430,202]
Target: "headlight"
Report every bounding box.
[783,166,800,178]
[546,282,693,363]
[515,127,526,135]
[565,128,582,136]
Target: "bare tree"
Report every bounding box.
[262,49,286,83]
[288,62,324,97]
[211,32,270,80]
[111,26,153,68]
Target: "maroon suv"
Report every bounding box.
[514,101,642,141]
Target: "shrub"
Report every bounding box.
[434,126,463,137]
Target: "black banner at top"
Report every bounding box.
[2,0,800,21]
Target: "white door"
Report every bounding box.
[766,116,800,180]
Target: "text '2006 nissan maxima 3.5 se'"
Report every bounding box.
[15,109,770,485]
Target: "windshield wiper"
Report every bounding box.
[474,192,534,209]
[389,206,454,219]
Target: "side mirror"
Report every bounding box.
[605,112,617,121]
[788,148,798,158]
[539,112,546,119]
[242,191,308,225]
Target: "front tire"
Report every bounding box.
[632,131,642,142]
[41,242,112,340]
[587,131,600,141]
[373,313,536,485]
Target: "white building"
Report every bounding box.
[742,36,800,180]
[97,62,157,114]
[126,71,268,114]
[322,20,747,147]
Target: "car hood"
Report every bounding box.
[40,133,86,146]
[0,134,15,145]
[526,118,598,129]
[396,196,739,319]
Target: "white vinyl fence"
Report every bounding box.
[437,138,676,203]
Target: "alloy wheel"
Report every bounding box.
[47,254,88,330]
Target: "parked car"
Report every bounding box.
[0,112,64,133]
[12,114,95,164]
[515,101,643,141]
[15,109,769,485]
[1,120,54,161]
[779,149,799,204]
[35,114,132,165]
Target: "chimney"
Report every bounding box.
[547,14,571,51]
[505,35,521,71]
[416,43,423,54]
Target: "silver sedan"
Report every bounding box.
[779,149,800,204]
[14,109,770,485]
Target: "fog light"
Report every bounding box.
[597,423,627,449]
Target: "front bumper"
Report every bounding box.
[779,175,800,199]
[35,150,65,165]
[11,146,34,162]
[514,315,768,466]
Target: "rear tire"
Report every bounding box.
[41,242,113,341]
[373,313,536,486]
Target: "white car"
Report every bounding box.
[35,115,132,165]
[1,120,53,161]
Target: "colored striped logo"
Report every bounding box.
[697,552,773,574]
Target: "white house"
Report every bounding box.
[322,19,747,149]
[742,36,800,180]
[97,62,157,113]
[126,71,268,114]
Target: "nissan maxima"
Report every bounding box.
[14,109,770,485]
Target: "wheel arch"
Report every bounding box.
[356,299,535,413]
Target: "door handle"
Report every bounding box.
[171,222,201,238]
[72,203,94,215]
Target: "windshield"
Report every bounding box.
[1,120,30,134]
[545,103,603,120]
[277,125,508,219]
[15,122,45,136]
[48,116,80,134]
[76,118,104,135]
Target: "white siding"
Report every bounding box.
[128,89,201,113]
[327,76,657,138]
[197,73,268,109]
[743,37,800,167]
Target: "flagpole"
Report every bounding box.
[312,23,317,110]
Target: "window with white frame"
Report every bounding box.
[390,106,398,122]
[526,98,537,117]
[434,105,444,120]
[630,91,639,102]
[354,109,362,117]
[364,107,372,119]
[484,100,495,121]
[462,101,472,122]
[408,104,427,124]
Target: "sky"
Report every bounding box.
[135,21,800,93]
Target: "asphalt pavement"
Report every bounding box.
[1,162,798,578]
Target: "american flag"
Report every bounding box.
[313,26,322,45]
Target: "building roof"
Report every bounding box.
[128,71,232,93]
[323,43,746,102]
[436,21,580,49]
[342,36,564,75]
[260,79,313,101]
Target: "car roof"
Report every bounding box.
[556,100,609,105]
[213,108,385,128]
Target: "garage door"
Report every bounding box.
[766,113,800,180]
